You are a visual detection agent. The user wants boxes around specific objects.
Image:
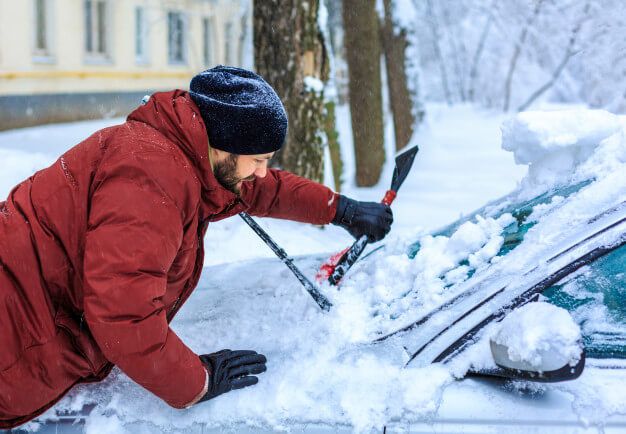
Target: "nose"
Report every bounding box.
[254,161,268,178]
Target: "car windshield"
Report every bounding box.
[400,177,625,360]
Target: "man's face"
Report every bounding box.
[212,149,274,195]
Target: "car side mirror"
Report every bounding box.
[468,302,587,383]
[477,338,586,383]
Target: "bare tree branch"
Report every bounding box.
[517,2,590,112]
[503,0,544,112]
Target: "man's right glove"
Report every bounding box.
[331,194,393,242]
[198,349,267,403]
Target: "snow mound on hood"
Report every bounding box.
[493,302,582,370]
[501,110,626,192]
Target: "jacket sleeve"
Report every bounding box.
[83,153,206,409]
[241,168,339,224]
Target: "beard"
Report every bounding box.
[212,154,256,195]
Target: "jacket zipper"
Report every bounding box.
[168,215,212,319]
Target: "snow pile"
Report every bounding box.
[501,109,626,191]
[501,110,623,165]
[443,216,512,268]
[493,302,582,370]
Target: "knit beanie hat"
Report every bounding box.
[189,65,288,155]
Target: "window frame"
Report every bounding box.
[202,16,215,68]
[32,0,56,63]
[224,19,235,66]
[167,11,188,66]
[134,5,149,65]
[84,0,111,62]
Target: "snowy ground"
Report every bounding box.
[2,104,625,432]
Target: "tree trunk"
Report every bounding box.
[253,0,329,184]
[343,0,385,186]
[381,0,417,152]
[324,101,343,191]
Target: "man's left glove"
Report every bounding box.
[198,349,267,403]
[331,194,393,242]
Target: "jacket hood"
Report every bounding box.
[127,90,239,212]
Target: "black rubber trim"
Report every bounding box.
[467,349,586,383]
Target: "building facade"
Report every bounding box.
[0,0,252,130]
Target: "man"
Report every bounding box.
[0,66,392,428]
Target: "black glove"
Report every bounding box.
[198,349,267,403]
[331,194,393,242]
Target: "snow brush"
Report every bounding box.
[317,145,419,286]
[239,212,333,311]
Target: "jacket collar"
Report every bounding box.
[127,90,242,218]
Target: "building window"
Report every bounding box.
[33,0,54,60]
[168,11,187,64]
[224,20,234,66]
[35,0,47,51]
[135,6,149,63]
[85,0,108,57]
[202,17,214,67]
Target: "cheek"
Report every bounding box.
[246,162,258,176]
[237,161,255,178]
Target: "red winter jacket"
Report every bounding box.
[0,90,338,428]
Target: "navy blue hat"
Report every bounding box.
[189,65,288,155]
